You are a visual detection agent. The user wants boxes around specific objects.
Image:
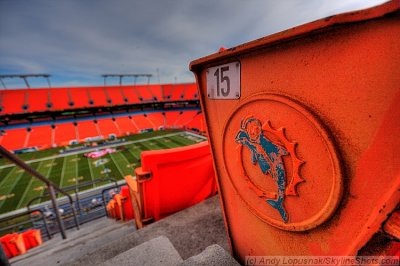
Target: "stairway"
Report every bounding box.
[9,195,238,266]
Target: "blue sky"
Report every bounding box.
[0,0,388,88]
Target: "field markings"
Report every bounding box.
[39,158,56,201]
[108,153,126,178]
[60,156,67,189]
[0,132,185,169]
[0,166,17,192]
[1,131,207,214]
[0,168,25,210]
[16,162,42,209]
[88,156,95,185]
[16,161,45,209]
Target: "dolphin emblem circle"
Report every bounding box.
[235,116,304,223]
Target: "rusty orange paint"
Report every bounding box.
[190,0,400,262]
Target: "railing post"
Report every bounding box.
[41,213,52,240]
[48,184,67,239]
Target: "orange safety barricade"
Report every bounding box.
[0,233,26,258]
[125,141,217,228]
[190,1,400,263]
[21,229,42,250]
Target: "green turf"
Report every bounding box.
[0,130,204,215]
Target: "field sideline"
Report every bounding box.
[0,130,205,215]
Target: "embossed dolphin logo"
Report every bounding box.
[235,117,289,223]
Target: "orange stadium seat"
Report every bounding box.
[86,87,109,106]
[162,84,186,101]
[104,86,126,106]
[146,112,165,129]
[121,86,141,104]
[1,90,25,114]
[135,86,154,102]
[54,123,77,146]
[185,112,205,132]
[27,89,49,113]
[164,111,181,128]
[28,125,52,149]
[69,87,91,109]
[114,116,138,135]
[147,84,163,101]
[50,88,71,110]
[77,120,100,141]
[97,118,121,138]
[0,128,28,151]
[126,141,217,228]
[131,114,154,131]
[173,110,198,126]
[183,83,198,100]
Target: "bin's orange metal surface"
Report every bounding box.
[190,0,400,262]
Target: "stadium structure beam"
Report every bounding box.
[0,74,52,89]
[101,74,152,86]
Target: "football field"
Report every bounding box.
[0,130,205,215]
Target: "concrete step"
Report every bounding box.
[101,236,183,266]
[180,244,240,266]
[11,217,136,266]
[67,195,229,266]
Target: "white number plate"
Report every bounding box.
[206,61,240,99]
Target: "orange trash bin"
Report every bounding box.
[190,1,400,263]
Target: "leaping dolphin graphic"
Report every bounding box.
[235,117,289,223]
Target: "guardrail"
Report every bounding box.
[0,146,79,239]
[0,209,51,241]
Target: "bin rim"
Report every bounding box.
[190,0,400,70]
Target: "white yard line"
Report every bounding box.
[16,161,44,209]
[0,170,26,210]
[108,153,125,178]
[60,156,67,188]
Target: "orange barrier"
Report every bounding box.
[21,229,42,250]
[0,233,26,259]
[124,141,217,229]
[120,186,134,221]
[190,0,400,261]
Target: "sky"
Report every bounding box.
[0,0,388,89]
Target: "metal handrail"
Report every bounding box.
[0,146,79,239]
[27,177,119,213]
[0,209,51,240]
